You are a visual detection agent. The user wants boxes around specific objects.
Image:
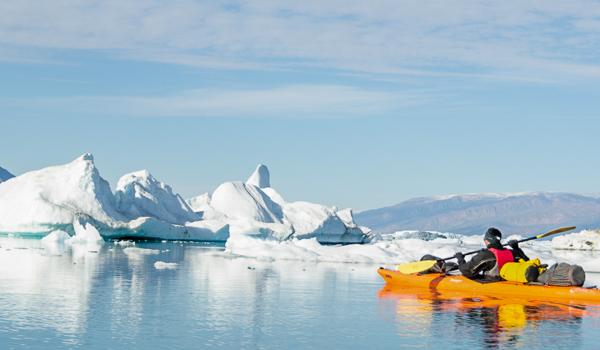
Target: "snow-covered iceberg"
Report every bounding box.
[115,170,200,224]
[0,166,14,183]
[186,164,369,243]
[0,153,124,233]
[0,154,228,242]
[0,155,365,243]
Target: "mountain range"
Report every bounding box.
[355,192,600,235]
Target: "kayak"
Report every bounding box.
[378,268,600,303]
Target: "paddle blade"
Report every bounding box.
[396,260,437,274]
[535,226,576,239]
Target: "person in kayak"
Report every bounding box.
[454,227,529,280]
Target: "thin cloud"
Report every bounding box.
[1,1,600,81]
[1,85,430,118]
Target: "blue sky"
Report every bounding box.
[1,1,600,210]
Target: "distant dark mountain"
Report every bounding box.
[356,192,600,235]
[0,166,14,183]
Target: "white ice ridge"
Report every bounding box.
[225,231,600,276]
[0,154,366,243]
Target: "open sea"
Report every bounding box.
[1,237,600,349]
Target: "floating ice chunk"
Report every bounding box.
[154,261,178,270]
[246,164,270,188]
[225,234,451,264]
[41,230,71,244]
[552,230,600,250]
[123,247,160,255]
[114,240,135,247]
[67,220,104,244]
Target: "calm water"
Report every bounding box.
[1,237,600,349]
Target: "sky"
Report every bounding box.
[1,1,600,210]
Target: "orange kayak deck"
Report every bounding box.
[378,268,600,303]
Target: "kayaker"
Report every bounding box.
[454,227,529,280]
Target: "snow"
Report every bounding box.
[552,230,600,250]
[246,164,270,188]
[0,166,14,183]
[115,170,200,224]
[154,261,178,270]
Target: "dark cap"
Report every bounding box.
[484,227,502,248]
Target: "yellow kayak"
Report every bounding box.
[378,268,600,303]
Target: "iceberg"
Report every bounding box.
[187,164,369,243]
[0,153,124,233]
[0,156,365,243]
[115,170,200,224]
[0,166,14,183]
[0,154,228,242]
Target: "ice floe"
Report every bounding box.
[225,230,600,274]
[154,261,178,270]
[552,229,600,250]
[123,247,160,255]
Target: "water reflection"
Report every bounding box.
[379,286,600,349]
[3,235,600,349]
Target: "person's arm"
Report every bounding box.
[507,240,529,261]
[455,250,496,279]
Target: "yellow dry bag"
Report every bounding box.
[500,258,545,283]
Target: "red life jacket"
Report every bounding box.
[488,247,514,271]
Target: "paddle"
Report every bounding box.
[396,226,577,274]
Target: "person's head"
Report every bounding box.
[484,227,502,248]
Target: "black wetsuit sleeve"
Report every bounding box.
[511,246,529,261]
[457,250,497,279]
